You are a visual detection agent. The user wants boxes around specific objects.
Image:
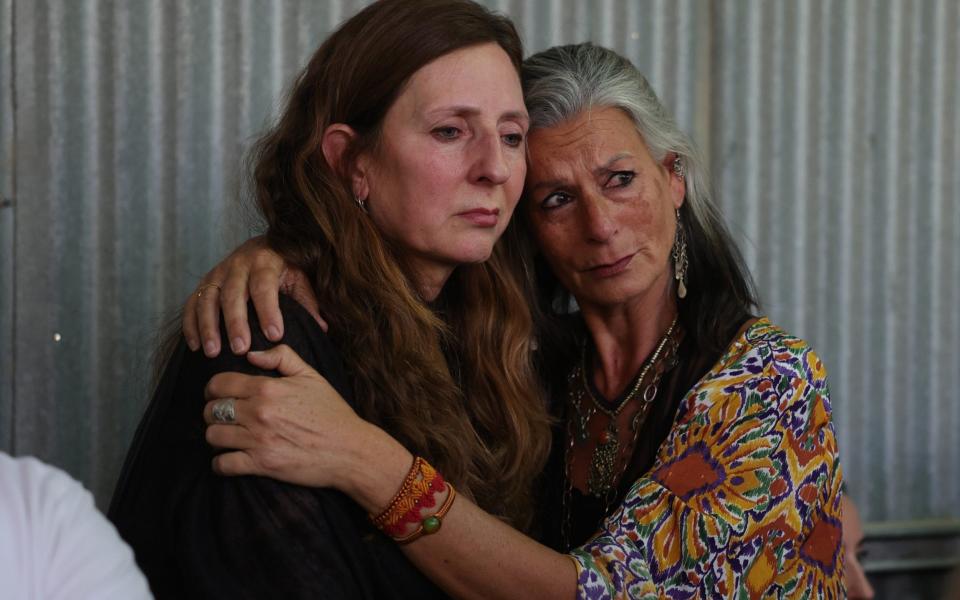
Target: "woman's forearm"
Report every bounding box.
[342,426,577,600]
[401,498,577,600]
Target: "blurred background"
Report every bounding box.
[1,1,957,597]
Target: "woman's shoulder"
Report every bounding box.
[713,317,826,382]
[682,317,830,423]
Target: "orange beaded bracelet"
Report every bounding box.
[369,456,456,543]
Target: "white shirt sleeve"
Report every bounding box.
[0,453,153,600]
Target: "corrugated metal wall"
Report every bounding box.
[710,0,960,524]
[1,1,958,529]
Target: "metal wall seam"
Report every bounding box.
[926,0,947,519]
[0,0,15,454]
[855,0,880,517]
[833,0,857,493]
[945,0,960,518]
[880,0,903,518]
[81,0,104,493]
[905,1,925,511]
[13,0,54,462]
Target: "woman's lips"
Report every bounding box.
[587,253,634,277]
[458,208,500,227]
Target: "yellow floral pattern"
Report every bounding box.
[570,318,844,599]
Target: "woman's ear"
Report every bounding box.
[661,152,686,209]
[321,124,369,201]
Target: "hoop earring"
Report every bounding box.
[671,208,688,299]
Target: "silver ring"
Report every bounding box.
[212,398,237,424]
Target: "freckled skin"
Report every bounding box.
[525,107,685,313]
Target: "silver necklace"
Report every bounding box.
[560,317,680,547]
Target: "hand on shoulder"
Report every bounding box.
[202,344,411,512]
[183,236,326,357]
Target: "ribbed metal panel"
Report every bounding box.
[8,0,361,506]
[711,0,960,522]
[2,0,958,527]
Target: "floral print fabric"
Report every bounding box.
[569,318,844,599]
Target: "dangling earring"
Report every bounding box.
[354,195,367,213]
[671,208,688,299]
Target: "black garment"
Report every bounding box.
[109,296,446,599]
[536,313,743,551]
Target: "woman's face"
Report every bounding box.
[359,42,528,295]
[524,107,685,312]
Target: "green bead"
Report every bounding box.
[422,516,441,534]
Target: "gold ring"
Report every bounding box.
[196,283,222,298]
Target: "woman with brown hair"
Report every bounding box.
[108,1,551,597]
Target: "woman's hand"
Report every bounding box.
[203,345,362,488]
[183,236,325,357]
[202,345,410,510]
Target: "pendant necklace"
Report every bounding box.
[560,316,681,549]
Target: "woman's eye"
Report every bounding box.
[502,132,524,147]
[541,191,572,210]
[606,170,635,188]
[432,126,461,141]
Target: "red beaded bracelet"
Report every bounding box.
[369,456,457,543]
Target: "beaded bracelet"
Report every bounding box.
[382,471,445,537]
[394,482,456,545]
[369,456,456,543]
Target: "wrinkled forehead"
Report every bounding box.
[526,107,651,176]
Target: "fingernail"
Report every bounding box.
[266,325,281,340]
[186,338,199,352]
[204,340,218,356]
[231,337,245,353]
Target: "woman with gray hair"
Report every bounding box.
[188,43,843,598]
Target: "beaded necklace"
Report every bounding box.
[560,317,681,549]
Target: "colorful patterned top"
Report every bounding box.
[569,318,844,599]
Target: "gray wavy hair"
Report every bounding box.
[520,42,758,352]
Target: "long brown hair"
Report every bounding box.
[250,0,551,527]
